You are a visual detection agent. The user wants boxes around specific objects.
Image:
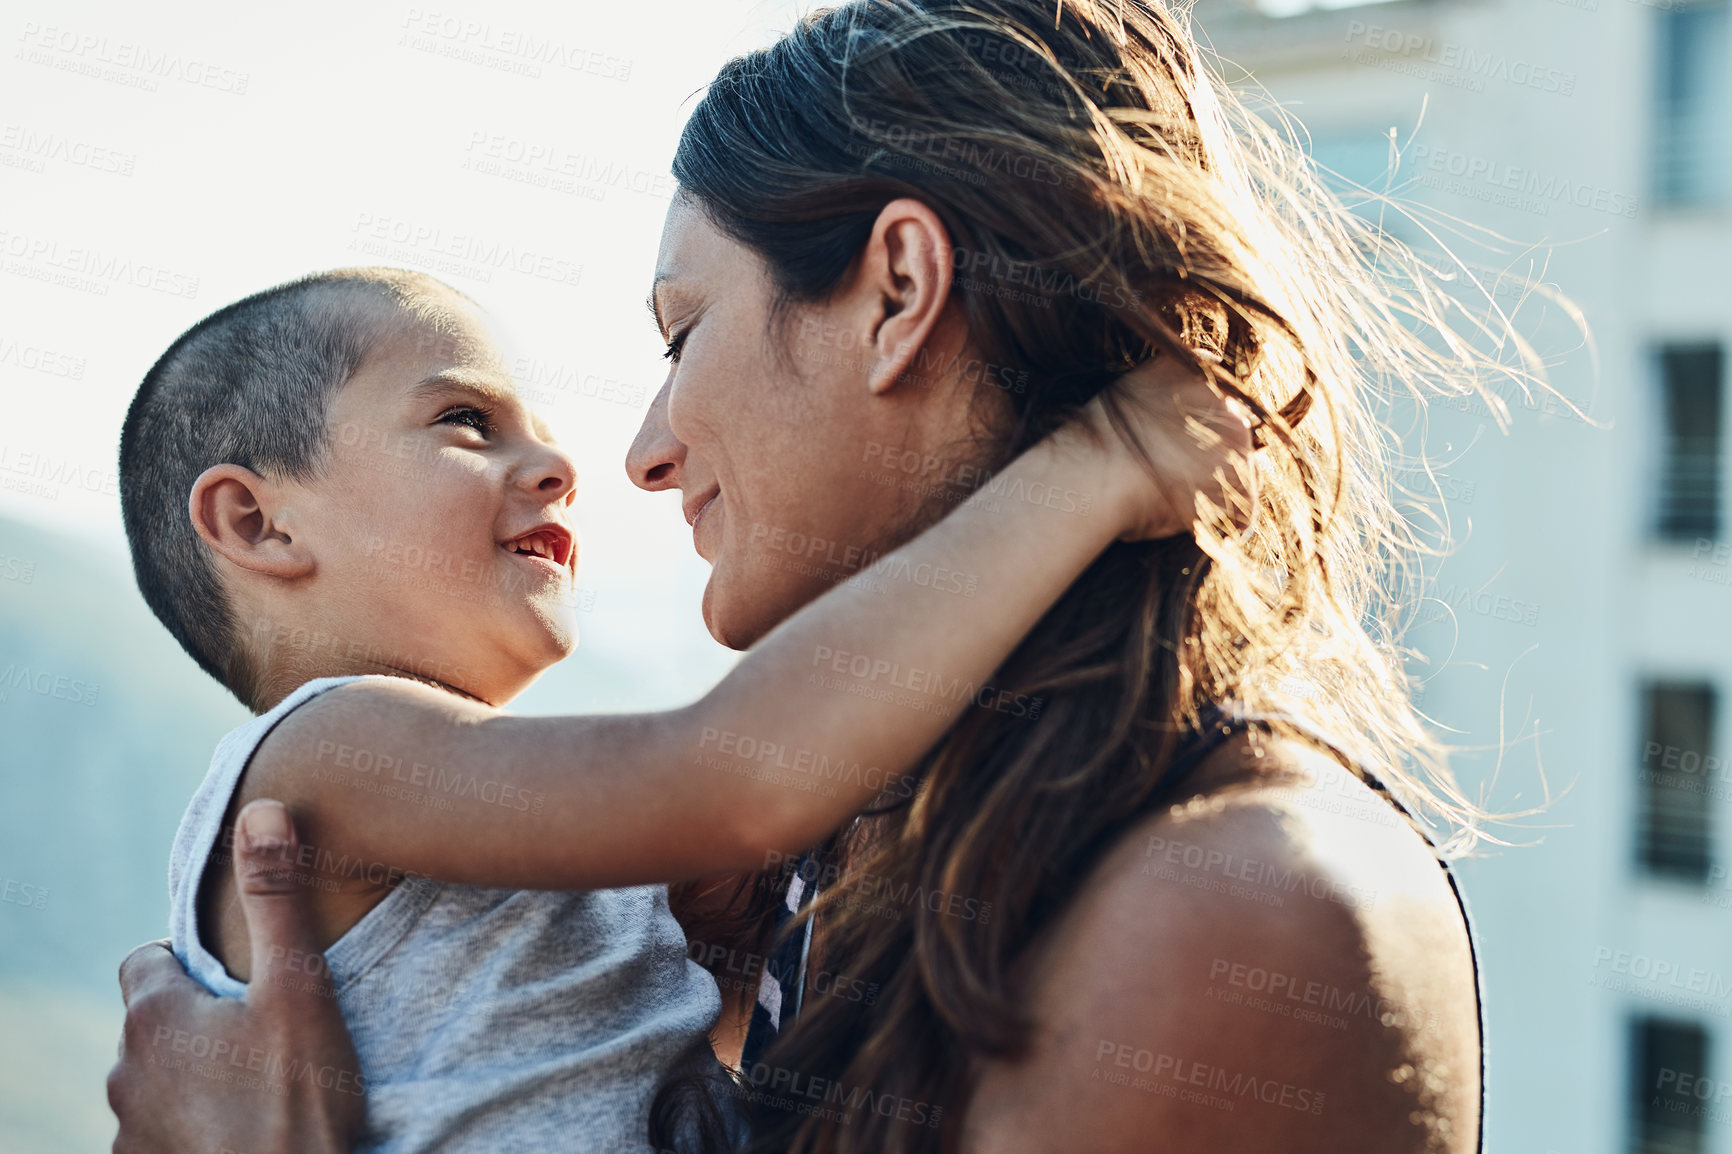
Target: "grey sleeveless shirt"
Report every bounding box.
[167,675,722,1153]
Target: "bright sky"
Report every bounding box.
[0,0,809,683]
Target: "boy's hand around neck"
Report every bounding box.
[1059,351,1256,544]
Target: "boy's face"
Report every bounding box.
[262,293,579,704]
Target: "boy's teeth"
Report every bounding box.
[509,533,556,561]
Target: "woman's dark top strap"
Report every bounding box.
[740,851,820,1073]
[1159,700,1487,1154]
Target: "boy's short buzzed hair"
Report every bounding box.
[120,267,460,710]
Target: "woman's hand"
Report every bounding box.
[1061,352,1256,543]
[108,801,363,1154]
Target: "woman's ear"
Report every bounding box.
[188,464,314,579]
[860,197,956,396]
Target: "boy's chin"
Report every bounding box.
[521,604,579,660]
[473,620,576,705]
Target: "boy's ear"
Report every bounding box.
[859,197,956,396]
[188,465,314,579]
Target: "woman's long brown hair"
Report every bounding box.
[656,2,1551,1150]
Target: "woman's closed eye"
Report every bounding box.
[437,404,495,436]
[662,330,689,365]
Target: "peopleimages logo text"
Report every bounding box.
[1344,22,1577,96]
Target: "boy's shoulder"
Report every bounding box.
[173,675,420,990]
[225,674,376,750]
[194,675,456,982]
[240,674,466,813]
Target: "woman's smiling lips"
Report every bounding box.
[684,487,721,559]
[683,486,720,528]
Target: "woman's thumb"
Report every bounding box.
[232,800,334,1007]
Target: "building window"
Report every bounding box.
[1637,682,1717,881]
[1655,1,1730,207]
[1656,344,1723,542]
[1630,1016,1710,1154]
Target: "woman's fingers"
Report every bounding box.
[117,940,195,1013]
[109,942,195,1152]
[108,941,238,1154]
[105,802,366,1154]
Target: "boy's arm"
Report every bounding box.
[251,364,1249,891]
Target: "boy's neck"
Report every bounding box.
[248,645,491,715]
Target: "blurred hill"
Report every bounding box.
[0,513,247,1153]
[0,515,249,987]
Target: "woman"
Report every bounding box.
[113,1,1525,1150]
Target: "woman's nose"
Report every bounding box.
[626,379,684,491]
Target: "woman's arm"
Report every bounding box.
[246,361,1251,892]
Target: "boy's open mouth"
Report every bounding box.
[500,524,575,574]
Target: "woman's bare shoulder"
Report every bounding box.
[958,731,1480,1154]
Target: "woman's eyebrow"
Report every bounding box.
[647,276,670,335]
[648,273,694,338]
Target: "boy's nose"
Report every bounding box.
[523,443,578,505]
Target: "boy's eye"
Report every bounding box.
[437,405,494,436]
[662,331,688,365]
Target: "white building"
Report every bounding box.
[1197,0,1731,1149]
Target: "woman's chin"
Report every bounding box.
[701,574,775,652]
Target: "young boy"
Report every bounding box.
[120,267,1231,1152]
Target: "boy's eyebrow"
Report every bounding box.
[409,371,518,409]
